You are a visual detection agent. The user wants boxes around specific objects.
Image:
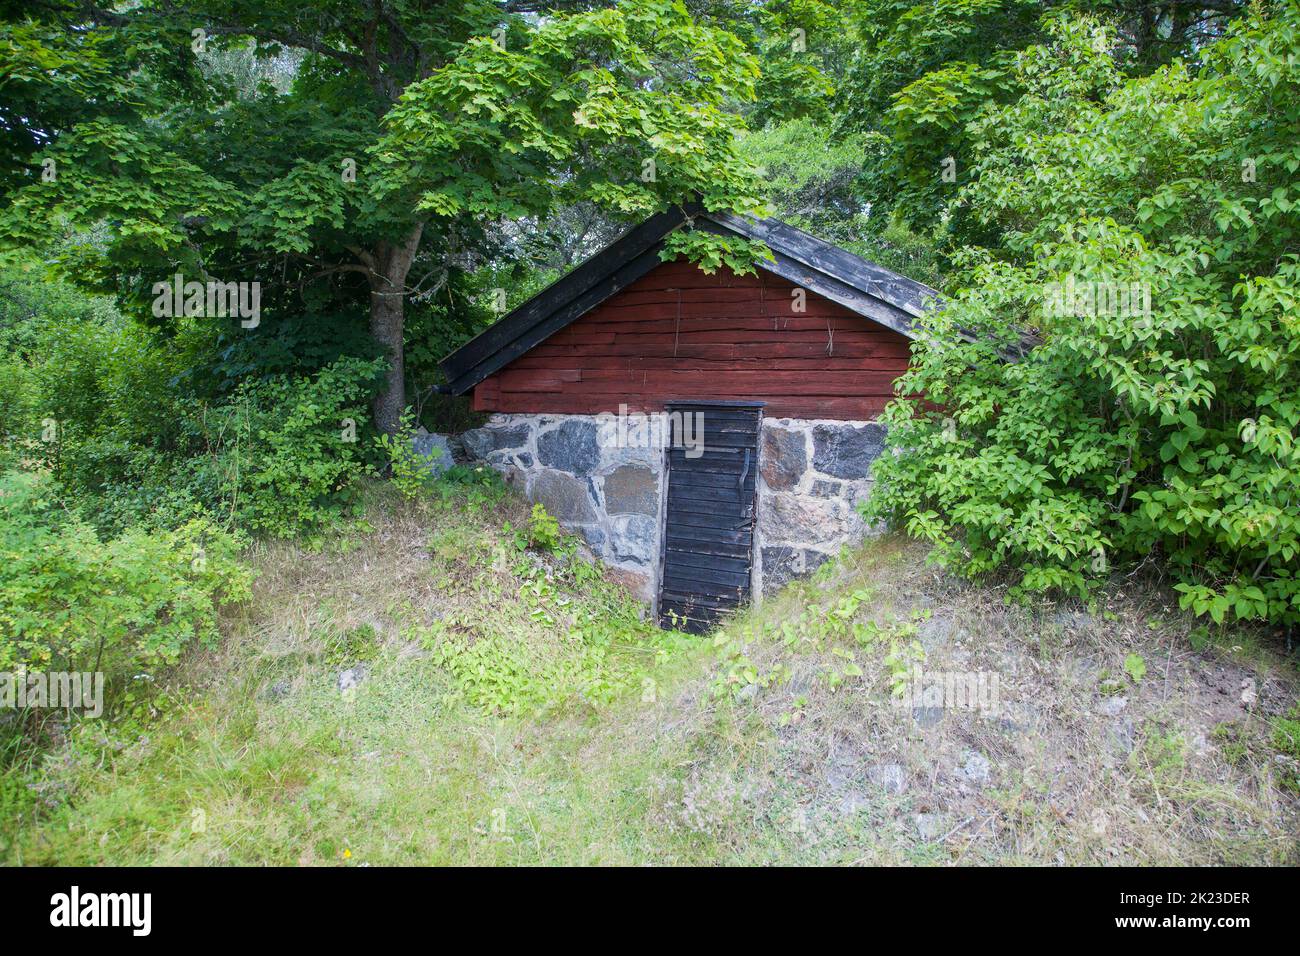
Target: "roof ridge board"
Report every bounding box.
[702,210,941,319]
[756,245,918,341]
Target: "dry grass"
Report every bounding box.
[648,539,1300,864]
[6,485,1297,865]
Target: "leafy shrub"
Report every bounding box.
[431,463,507,515]
[864,11,1300,629]
[322,623,380,668]
[2,265,386,539]
[375,408,441,500]
[0,358,37,468]
[520,503,562,552]
[416,565,684,716]
[0,470,253,686]
[198,357,385,537]
[0,267,162,479]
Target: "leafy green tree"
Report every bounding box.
[1,0,764,433]
[687,0,846,125]
[0,1,204,193]
[836,0,1247,240]
[865,7,1300,629]
[738,116,944,286]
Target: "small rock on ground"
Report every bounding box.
[961,752,991,786]
[914,812,951,842]
[337,664,369,692]
[1095,695,1128,717]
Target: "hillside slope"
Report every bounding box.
[5,484,1298,865]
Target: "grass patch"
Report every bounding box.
[4,482,1297,865]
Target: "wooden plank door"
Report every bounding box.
[657,402,762,633]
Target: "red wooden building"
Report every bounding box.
[441,207,939,630]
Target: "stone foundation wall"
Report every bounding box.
[460,413,886,606]
[461,413,665,601]
[755,418,884,595]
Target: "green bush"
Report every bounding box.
[196,357,384,537]
[431,463,508,515]
[524,502,562,552]
[0,470,253,684]
[375,408,441,500]
[0,358,37,468]
[864,11,1300,629]
[2,265,386,539]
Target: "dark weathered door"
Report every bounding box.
[657,402,762,633]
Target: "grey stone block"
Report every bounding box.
[410,430,452,478]
[463,423,531,459]
[602,464,658,516]
[760,492,843,546]
[531,470,595,523]
[610,514,657,565]
[760,546,830,594]
[536,419,600,476]
[867,762,908,795]
[577,524,606,552]
[760,424,806,491]
[811,422,886,479]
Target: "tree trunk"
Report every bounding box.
[366,223,424,435]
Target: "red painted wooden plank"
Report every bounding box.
[597,289,813,310]
[497,368,582,392]
[510,356,909,372]
[511,342,907,361]
[582,330,901,345]
[535,336,908,355]
[472,379,499,411]
[576,313,882,331]
[488,392,900,419]
[576,312,889,333]
[763,398,894,418]
[543,330,616,345]
[499,369,903,396]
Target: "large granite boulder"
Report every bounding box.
[811,422,886,479]
[410,429,453,478]
[536,419,600,476]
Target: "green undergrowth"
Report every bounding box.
[4,486,1296,865]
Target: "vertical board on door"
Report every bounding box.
[657,401,762,633]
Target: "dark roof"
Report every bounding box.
[439,205,943,395]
